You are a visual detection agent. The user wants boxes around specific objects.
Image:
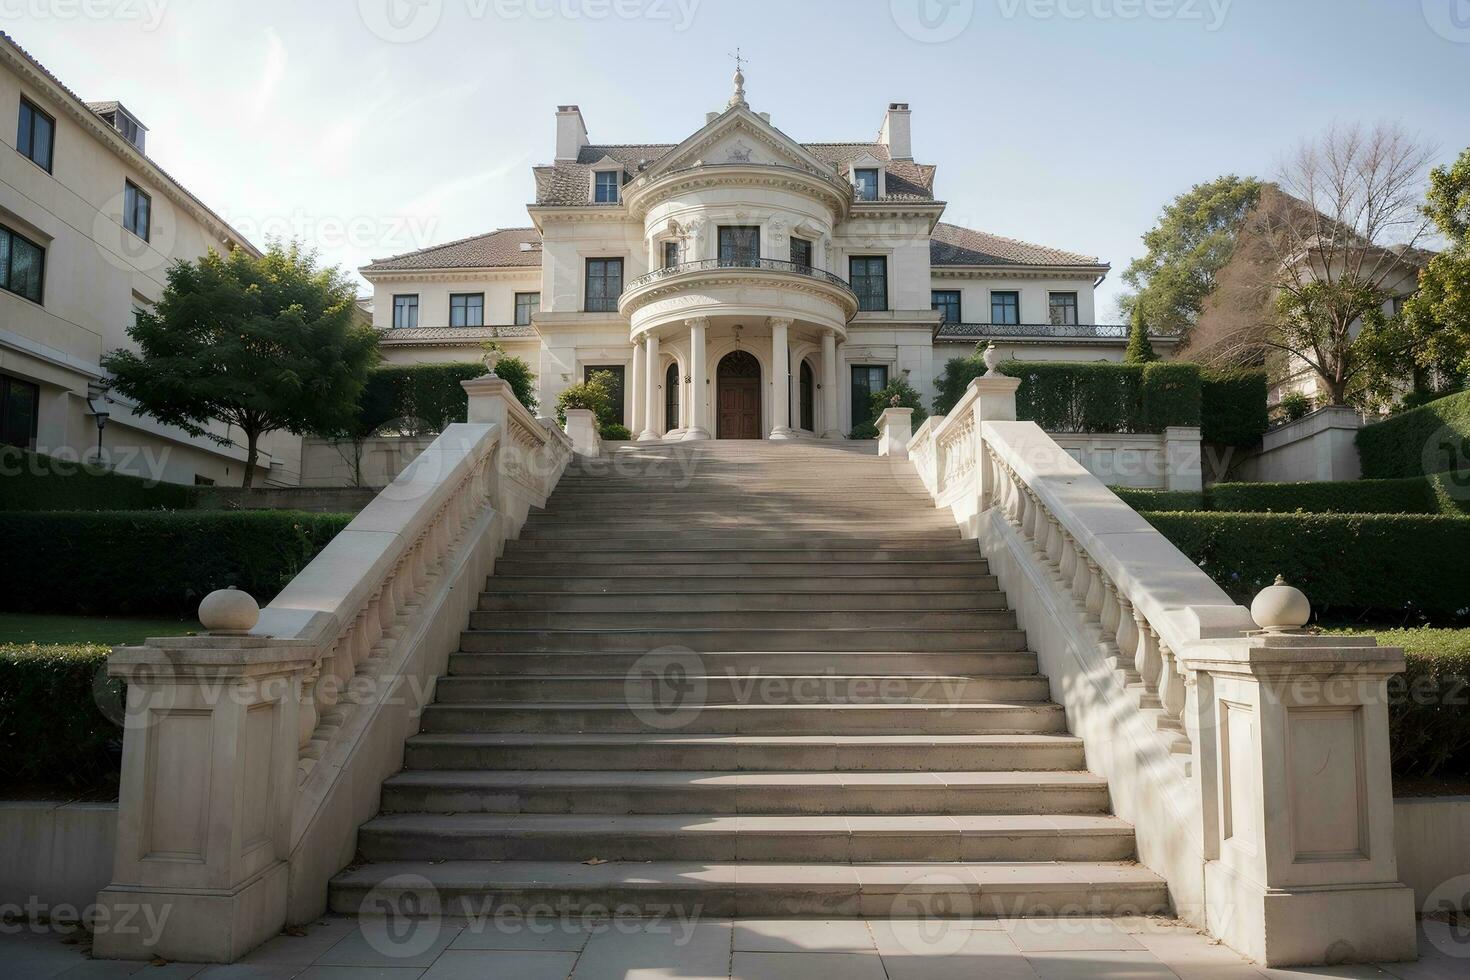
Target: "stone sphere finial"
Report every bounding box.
[199,586,260,634]
[982,342,1002,377]
[1250,575,1311,634]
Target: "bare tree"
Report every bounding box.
[1250,122,1436,405]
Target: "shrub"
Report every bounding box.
[0,511,352,615]
[356,363,486,436]
[849,422,878,440]
[1200,368,1269,448]
[933,351,988,416]
[556,370,617,426]
[1006,361,1144,433]
[1140,362,1202,431]
[1139,511,1470,620]
[1124,312,1158,364]
[481,343,539,414]
[1276,391,1314,423]
[0,644,121,791]
[0,448,194,511]
[865,377,928,434]
[1356,387,1470,479]
[1207,477,1446,515]
[1110,487,1206,511]
[600,423,632,440]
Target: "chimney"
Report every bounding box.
[879,103,911,161]
[555,105,589,163]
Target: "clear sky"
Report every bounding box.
[15,0,1469,318]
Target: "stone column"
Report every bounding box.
[769,317,796,440]
[820,329,843,439]
[877,407,913,458]
[630,338,646,439]
[638,332,661,442]
[683,317,712,441]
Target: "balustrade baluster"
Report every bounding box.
[1133,608,1161,692]
[1070,545,1090,603]
[1158,637,1186,720]
[1059,531,1077,581]
[1082,558,1103,621]
[1114,596,1138,666]
[1100,577,1120,636]
[1024,490,1044,550]
[1044,515,1063,567]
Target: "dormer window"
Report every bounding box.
[594,170,621,204]
[854,168,880,201]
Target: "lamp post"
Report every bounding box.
[87,396,110,465]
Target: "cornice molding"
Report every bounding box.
[626,165,851,221]
[361,267,542,284]
[617,266,858,321]
[932,265,1109,281]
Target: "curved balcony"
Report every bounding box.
[619,257,859,339]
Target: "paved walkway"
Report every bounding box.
[4,915,1464,979]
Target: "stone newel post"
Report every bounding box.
[563,408,601,458]
[969,348,1022,512]
[876,407,913,458]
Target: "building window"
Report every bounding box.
[849,256,888,312]
[124,181,151,242]
[991,291,1020,325]
[851,365,889,431]
[1048,292,1078,326]
[932,290,961,324]
[594,170,621,204]
[392,294,419,329]
[791,237,813,270]
[718,226,760,266]
[514,291,540,325]
[0,373,39,450]
[193,474,216,487]
[663,241,680,268]
[449,293,483,327]
[799,360,814,431]
[585,257,623,312]
[584,364,625,425]
[16,98,54,173]
[0,225,46,304]
[665,362,680,432]
[854,168,879,201]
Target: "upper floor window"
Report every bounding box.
[0,225,45,304]
[515,291,540,325]
[991,291,1020,325]
[0,373,39,450]
[1048,292,1078,326]
[585,257,623,312]
[849,256,888,312]
[791,237,813,270]
[594,170,621,204]
[392,294,419,329]
[932,290,961,324]
[718,226,760,266]
[663,241,680,268]
[854,168,879,201]
[450,292,484,328]
[124,181,151,242]
[16,98,54,173]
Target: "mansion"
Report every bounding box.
[365,72,1174,439]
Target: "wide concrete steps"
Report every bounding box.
[433,673,1052,703]
[482,574,996,593]
[489,559,994,579]
[329,860,1169,918]
[446,650,1043,676]
[478,590,1006,612]
[466,608,1016,630]
[460,627,1030,654]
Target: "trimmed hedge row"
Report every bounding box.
[0,511,352,615]
[1200,368,1269,448]
[0,448,194,512]
[1357,387,1470,479]
[357,362,486,435]
[0,643,121,790]
[1140,511,1470,620]
[1110,488,1207,511]
[1361,630,1470,779]
[1111,475,1470,516]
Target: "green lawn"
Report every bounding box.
[1322,625,1470,657]
[0,612,199,646]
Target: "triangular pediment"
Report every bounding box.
[640,106,835,181]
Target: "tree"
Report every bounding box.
[481,342,539,413]
[1124,309,1158,364]
[1120,175,1262,336]
[1252,123,1435,406]
[102,243,379,489]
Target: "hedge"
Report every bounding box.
[0,511,352,615]
[1110,476,1470,516]
[1140,511,1470,620]
[0,448,193,512]
[1110,488,1206,511]
[0,644,121,791]
[1200,368,1269,448]
[357,362,486,435]
[1356,387,1470,479]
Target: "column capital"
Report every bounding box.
[768,316,794,331]
[684,316,711,330]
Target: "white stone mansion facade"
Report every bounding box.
[364,73,1174,439]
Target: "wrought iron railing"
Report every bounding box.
[934,322,1130,340]
[622,257,857,296]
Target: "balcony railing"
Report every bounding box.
[934,322,1130,341]
[622,257,857,297]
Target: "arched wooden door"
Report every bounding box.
[716,350,762,440]
[664,362,680,432]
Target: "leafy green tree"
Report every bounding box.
[1124,310,1158,364]
[101,244,379,489]
[481,342,539,413]
[850,377,928,439]
[1121,175,1262,337]
[555,370,616,425]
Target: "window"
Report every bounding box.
[124,181,151,242]
[0,374,39,449]
[663,241,680,268]
[16,98,54,172]
[799,360,814,431]
[849,256,888,312]
[392,294,419,329]
[594,170,621,204]
[449,292,484,327]
[991,291,1020,325]
[0,225,45,304]
[193,474,216,487]
[851,365,889,431]
[514,291,540,325]
[1048,292,1078,326]
[665,362,680,432]
[718,226,760,266]
[585,257,623,312]
[932,290,962,324]
[790,237,813,270]
[584,364,626,425]
[854,168,879,201]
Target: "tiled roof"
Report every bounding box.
[362,228,543,272]
[931,222,1103,268]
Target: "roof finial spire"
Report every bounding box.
[728,47,748,109]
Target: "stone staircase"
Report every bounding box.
[329,441,1167,918]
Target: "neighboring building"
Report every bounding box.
[0,32,301,485]
[364,73,1166,438]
